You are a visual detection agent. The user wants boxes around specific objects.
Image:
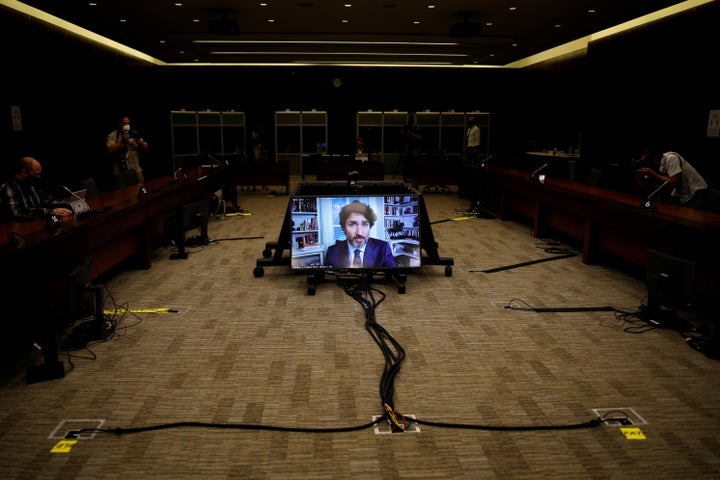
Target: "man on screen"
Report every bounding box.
[325,200,397,269]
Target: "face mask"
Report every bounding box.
[26,175,41,185]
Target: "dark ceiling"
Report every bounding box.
[8,1,698,67]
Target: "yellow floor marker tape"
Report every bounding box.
[51,440,78,453]
[620,427,647,440]
[225,212,252,216]
[104,308,179,314]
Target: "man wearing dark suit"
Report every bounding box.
[325,200,396,269]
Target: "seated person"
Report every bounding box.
[354,137,370,162]
[633,147,708,209]
[0,156,74,221]
[325,200,396,269]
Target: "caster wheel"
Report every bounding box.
[262,248,272,258]
[445,265,452,277]
[398,283,406,294]
[253,266,265,277]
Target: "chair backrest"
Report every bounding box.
[122,170,140,187]
[701,187,720,213]
[585,168,603,187]
[79,178,101,198]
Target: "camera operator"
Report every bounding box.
[106,115,149,188]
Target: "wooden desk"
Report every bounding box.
[487,166,720,298]
[411,154,461,190]
[236,161,290,194]
[308,155,384,181]
[525,151,581,182]
[0,168,223,280]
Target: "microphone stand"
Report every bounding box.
[530,162,549,181]
[636,180,670,212]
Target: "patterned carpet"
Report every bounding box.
[1,186,718,479]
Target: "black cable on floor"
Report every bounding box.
[470,252,577,273]
[84,278,614,438]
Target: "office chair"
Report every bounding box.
[28,257,112,382]
[79,178,102,198]
[169,198,210,259]
[585,168,603,187]
[700,187,720,213]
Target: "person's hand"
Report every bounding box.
[53,207,73,217]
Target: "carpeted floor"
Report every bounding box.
[1,185,718,479]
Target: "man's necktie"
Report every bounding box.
[353,248,362,267]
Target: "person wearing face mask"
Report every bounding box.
[0,156,74,221]
[106,115,149,188]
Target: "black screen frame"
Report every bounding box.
[290,191,422,272]
[645,249,697,315]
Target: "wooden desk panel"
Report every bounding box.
[487,165,720,298]
[0,169,223,279]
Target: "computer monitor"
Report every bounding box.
[290,192,421,271]
[644,249,697,326]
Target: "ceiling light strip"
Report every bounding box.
[505,0,714,68]
[4,0,166,65]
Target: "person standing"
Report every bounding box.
[106,115,149,188]
[0,156,73,221]
[400,114,422,182]
[465,116,481,163]
[251,124,266,163]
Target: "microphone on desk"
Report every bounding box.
[62,186,84,203]
[530,163,549,181]
[207,154,228,168]
[62,185,95,214]
[637,180,669,212]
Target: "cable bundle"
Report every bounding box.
[342,274,407,431]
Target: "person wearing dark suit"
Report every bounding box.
[0,156,74,221]
[325,200,396,269]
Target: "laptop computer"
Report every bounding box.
[65,189,91,215]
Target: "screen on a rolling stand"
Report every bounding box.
[289,193,421,271]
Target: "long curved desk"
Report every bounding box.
[487,165,720,299]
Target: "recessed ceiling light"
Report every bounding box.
[193,19,199,23]
[268,19,275,23]
[427,4,435,8]
[509,6,517,11]
[413,20,420,24]
[342,19,349,23]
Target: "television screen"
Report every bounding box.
[290,193,421,271]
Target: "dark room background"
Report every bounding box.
[2,2,718,191]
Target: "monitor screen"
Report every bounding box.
[645,249,696,320]
[290,193,421,271]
